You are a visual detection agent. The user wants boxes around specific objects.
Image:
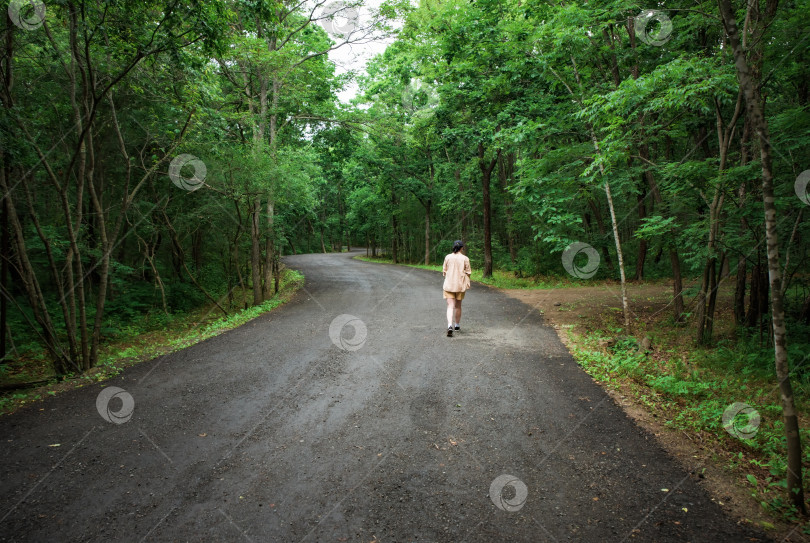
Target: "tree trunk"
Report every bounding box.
[478,143,499,278]
[604,179,631,328]
[391,183,399,264]
[635,184,648,281]
[263,200,275,300]
[0,169,70,375]
[498,152,517,263]
[669,249,685,323]
[424,201,431,265]
[801,295,810,324]
[0,163,7,362]
[232,201,246,301]
[645,160,685,321]
[719,0,805,512]
[587,199,615,271]
[746,259,765,329]
[706,253,723,340]
[162,211,227,316]
[320,225,327,254]
[251,197,263,305]
[696,190,724,344]
[734,255,747,326]
[734,147,750,326]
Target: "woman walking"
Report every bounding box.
[442,240,472,337]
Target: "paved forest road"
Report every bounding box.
[0,252,763,542]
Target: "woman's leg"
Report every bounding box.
[454,299,462,327]
[446,297,456,328]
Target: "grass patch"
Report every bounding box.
[354,255,586,289]
[569,326,810,527]
[0,268,304,415]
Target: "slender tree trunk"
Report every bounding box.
[719,0,805,512]
[635,183,648,280]
[263,200,275,300]
[780,209,804,297]
[559,54,629,325]
[734,254,748,326]
[251,197,263,305]
[424,201,431,265]
[734,176,750,326]
[320,224,327,254]
[163,211,227,316]
[645,155,685,321]
[233,201,246,299]
[478,143,499,278]
[391,183,399,264]
[696,191,724,344]
[499,152,517,263]
[0,163,8,362]
[801,295,810,324]
[0,170,69,374]
[706,256,721,340]
[1,0,12,364]
[587,199,615,271]
[746,258,764,328]
[604,178,631,328]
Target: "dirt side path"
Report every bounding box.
[503,282,783,539]
[0,257,763,541]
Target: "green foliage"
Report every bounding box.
[571,323,810,523]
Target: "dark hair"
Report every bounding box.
[452,240,464,253]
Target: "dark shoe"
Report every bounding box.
[447,327,453,337]
[454,325,460,331]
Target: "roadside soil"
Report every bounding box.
[503,280,804,541]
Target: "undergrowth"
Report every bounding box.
[0,269,304,415]
[570,326,810,528]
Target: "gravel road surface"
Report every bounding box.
[0,251,763,542]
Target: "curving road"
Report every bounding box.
[0,251,763,542]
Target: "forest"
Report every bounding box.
[1,0,809,525]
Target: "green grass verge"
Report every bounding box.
[354,255,582,289]
[569,329,810,528]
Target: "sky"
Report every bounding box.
[317,0,401,103]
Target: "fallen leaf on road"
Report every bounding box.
[48,444,60,447]
[198,433,207,437]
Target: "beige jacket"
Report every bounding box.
[442,253,472,292]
